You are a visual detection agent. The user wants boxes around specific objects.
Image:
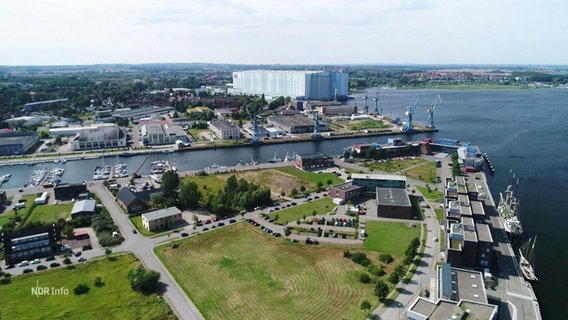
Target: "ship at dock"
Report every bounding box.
[519,236,538,281]
[498,170,523,236]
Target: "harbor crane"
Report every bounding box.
[362,90,369,113]
[305,99,322,139]
[246,102,261,144]
[426,94,441,129]
[372,93,381,115]
[402,96,420,132]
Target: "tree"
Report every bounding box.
[375,281,389,300]
[161,171,180,200]
[74,283,90,295]
[316,181,324,190]
[359,273,371,284]
[326,179,333,186]
[300,185,306,192]
[128,264,161,294]
[94,276,104,287]
[361,300,372,310]
[179,180,201,209]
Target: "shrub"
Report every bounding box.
[128,264,161,294]
[63,257,72,265]
[73,283,90,295]
[360,300,372,310]
[343,250,352,258]
[366,264,385,277]
[172,243,180,249]
[359,258,371,267]
[378,253,394,264]
[359,273,371,284]
[94,277,104,287]
[351,252,367,264]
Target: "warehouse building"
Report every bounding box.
[70,199,99,219]
[140,122,187,145]
[294,153,334,170]
[71,126,127,151]
[54,183,88,200]
[315,105,357,116]
[351,173,407,190]
[112,106,174,120]
[376,187,412,219]
[329,183,365,201]
[266,115,329,134]
[0,132,38,155]
[230,70,348,101]
[208,119,241,140]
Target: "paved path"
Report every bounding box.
[91,183,205,320]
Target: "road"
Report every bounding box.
[91,183,205,320]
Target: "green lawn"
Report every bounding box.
[362,221,421,259]
[25,202,73,226]
[345,119,391,131]
[0,195,36,228]
[155,223,379,320]
[404,162,437,183]
[269,197,335,223]
[415,185,444,200]
[182,174,226,197]
[275,166,344,188]
[434,208,444,223]
[0,254,175,320]
[363,158,426,173]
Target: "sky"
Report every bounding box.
[1,0,567,66]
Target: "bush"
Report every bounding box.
[351,252,367,264]
[73,283,90,295]
[83,245,93,251]
[359,258,371,267]
[360,300,372,310]
[172,243,180,249]
[359,273,371,284]
[63,257,72,265]
[343,250,352,258]
[367,264,385,277]
[94,277,104,287]
[378,253,394,264]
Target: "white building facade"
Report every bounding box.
[230,70,348,101]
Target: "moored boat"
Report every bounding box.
[519,236,538,281]
[498,170,523,236]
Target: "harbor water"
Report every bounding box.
[1,88,567,318]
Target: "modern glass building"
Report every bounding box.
[230,70,348,101]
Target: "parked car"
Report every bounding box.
[78,257,87,262]
[18,261,30,267]
[229,219,237,223]
[180,232,189,237]
[45,256,55,261]
[5,264,15,269]
[31,259,41,265]
[74,251,82,257]
[22,268,33,274]
[132,229,138,234]
[50,262,61,268]
[217,222,225,227]
[36,265,48,271]
[202,227,209,231]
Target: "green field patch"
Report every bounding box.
[156,223,379,320]
[434,208,444,223]
[363,221,421,259]
[0,195,38,228]
[345,119,391,131]
[25,202,73,226]
[0,254,175,320]
[415,185,444,200]
[275,166,343,188]
[270,197,335,223]
[404,162,437,183]
[363,158,426,173]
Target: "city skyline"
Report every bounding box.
[1,0,567,66]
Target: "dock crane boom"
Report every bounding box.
[402,96,420,132]
[247,102,261,144]
[426,95,441,129]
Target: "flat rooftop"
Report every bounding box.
[377,187,411,207]
[463,217,478,242]
[476,223,493,243]
[268,115,315,127]
[331,182,365,193]
[142,207,181,222]
[471,200,485,216]
[352,173,406,182]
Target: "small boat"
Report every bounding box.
[519,236,538,281]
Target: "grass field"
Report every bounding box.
[183,166,344,198]
[404,162,437,183]
[0,254,175,320]
[434,208,444,223]
[344,119,391,131]
[415,185,444,200]
[269,197,335,223]
[362,221,420,259]
[156,223,379,320]
[25,202,73,226]
[0,195,37,228]
[363,158,426,173]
